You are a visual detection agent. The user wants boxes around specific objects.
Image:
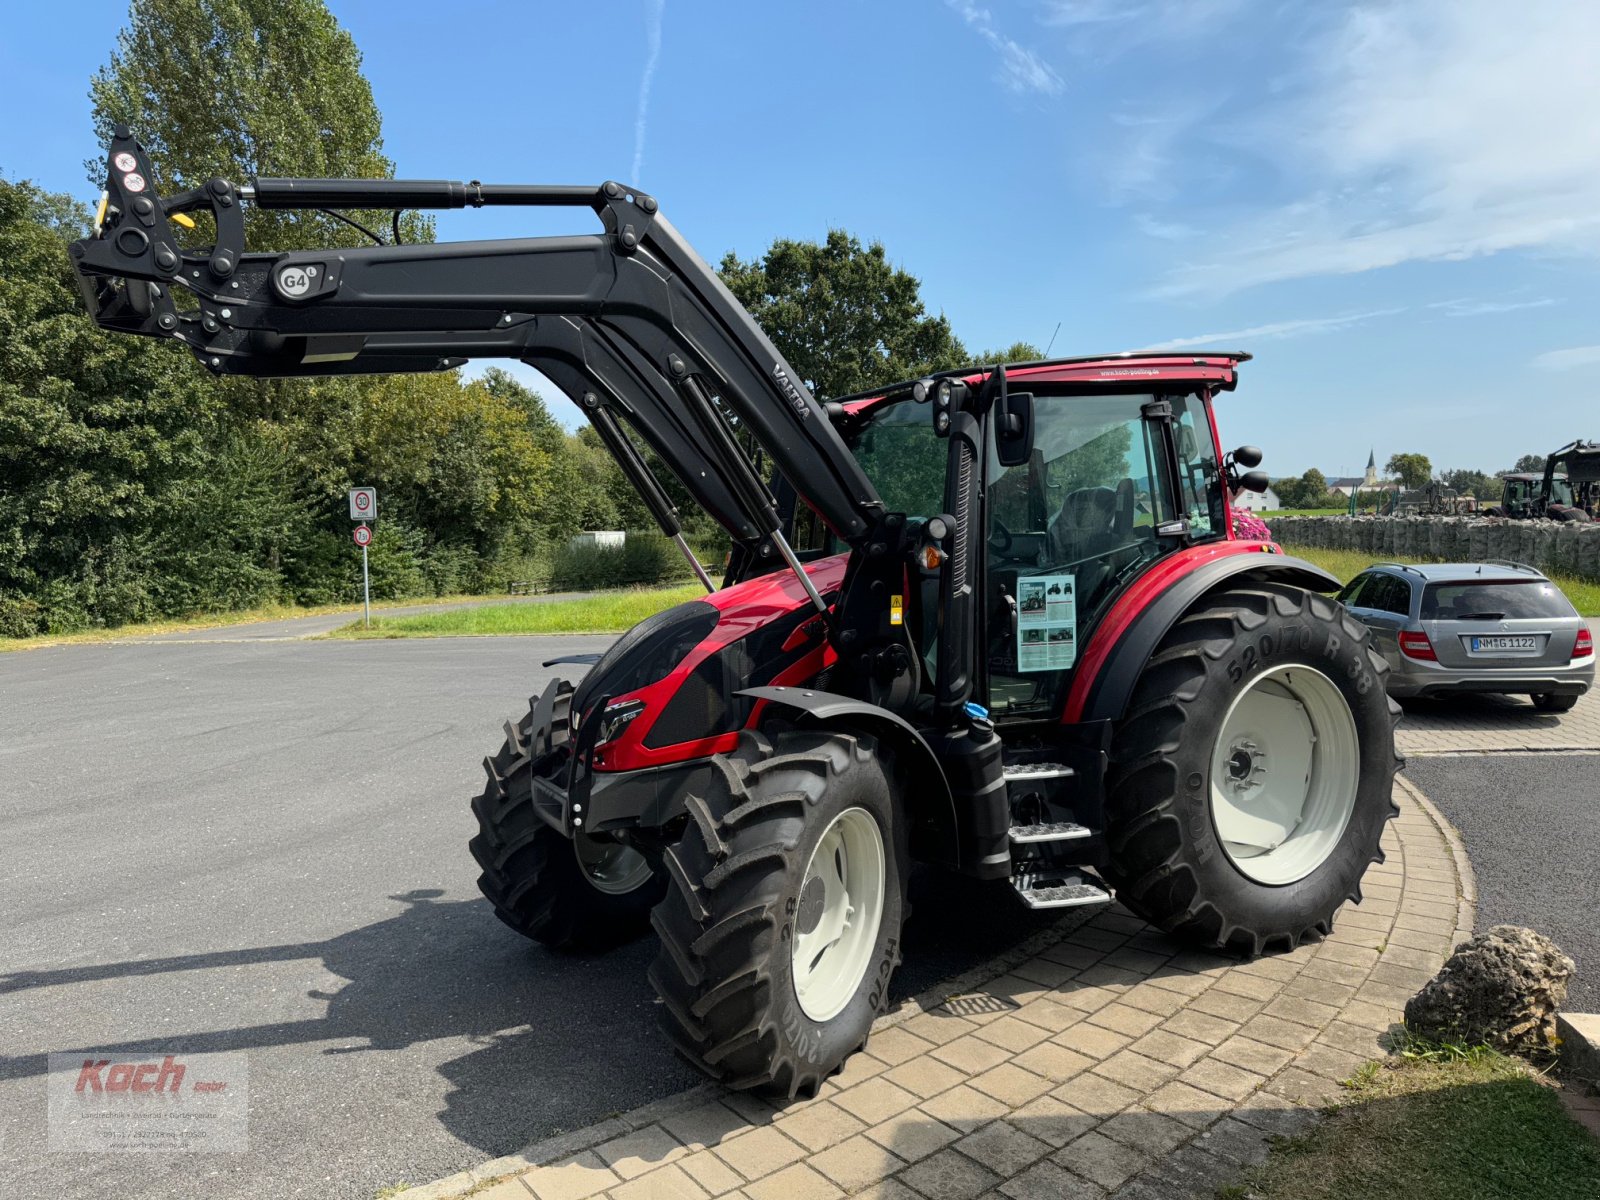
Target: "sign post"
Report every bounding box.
[349,489,377,628]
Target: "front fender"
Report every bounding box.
[738,686,962,869]
[1076,553,1341,725]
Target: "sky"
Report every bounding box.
[4,0,1599,479]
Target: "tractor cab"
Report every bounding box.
[1500,472,1572,517]
[826,356,1257,727]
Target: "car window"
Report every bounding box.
[1337,574,1372,606]
[1378,576,1413,616]
[1351,574,1408,616]
[1421,580,1577,620]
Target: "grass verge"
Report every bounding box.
[1222,1045,1600,1200]
[0,593,533,654]
[1286,545,1600,617]
[327,585,703,638]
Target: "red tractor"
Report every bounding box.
[71,129,1401,1097]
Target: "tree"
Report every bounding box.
[1440,468,1498,500]
[970,341,1045,366]
[1508,453,1547,475]
[720,230,968,400]
[89,0,432,252]
[1386,453,1433,489]
[1271,477,1308,509]
[0,176,211,633]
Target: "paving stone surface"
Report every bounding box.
[395,777,1471,1200]
[1394,682,1600,755]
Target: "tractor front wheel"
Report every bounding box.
[649,730,908,1096]
[470,685,665,950]
[1104,583,1401,956]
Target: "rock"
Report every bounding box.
[1404,925,1575,1058]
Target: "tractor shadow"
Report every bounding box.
[0,873,1079,1156]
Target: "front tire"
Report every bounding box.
[649,730,908,1096]
[1104,584,1402,956]
[470,684,665,950]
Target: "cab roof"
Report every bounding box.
[831,351,1251,416]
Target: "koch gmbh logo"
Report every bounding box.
[48,1051,248,1151]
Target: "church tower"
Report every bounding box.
[1363,448,1378,488]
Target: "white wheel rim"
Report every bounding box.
[1210,664,1360,886]
[792,807,886,1023]
[573,832,654,896]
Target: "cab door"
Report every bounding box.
[982,392,1207,722]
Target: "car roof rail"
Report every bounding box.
[1373,562,1426,577]
[1481,559,1541,574]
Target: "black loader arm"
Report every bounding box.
[70,128,884,565]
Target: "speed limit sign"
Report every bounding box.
[348,487,376,520]
[353,524,372,547]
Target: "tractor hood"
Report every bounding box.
[572,555,849,773]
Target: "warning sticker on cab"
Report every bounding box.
[1016,574,1076,672]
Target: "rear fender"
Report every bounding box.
[1077,554,1341,724]
[737,686,961,870]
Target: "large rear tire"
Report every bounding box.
[1104,584,1401,956]
[649,730,908,1096]
[470,684,664,950]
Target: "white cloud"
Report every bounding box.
[1040,0,1243,34]
[1133,212,1198,240]
[1532,345,1600,372]
[632,0,665,183]
[1429,297,1557,318]
[1144,307,1404,350]
[1150,1,1600,296]
[945,1,1064,95]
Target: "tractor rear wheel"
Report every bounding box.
[1104,583,1401,956]
[649,730,908,1096]
[470,685,664,950]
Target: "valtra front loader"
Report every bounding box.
[70,129,1401,1096]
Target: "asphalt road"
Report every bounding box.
[1404,755,1600,1011]
[0,636,1069,1200]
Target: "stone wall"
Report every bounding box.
[1265,515,1600,583]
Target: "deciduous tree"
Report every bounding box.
[89,0,432,251]
[1386,453,1433,489]
[720,230,968,400]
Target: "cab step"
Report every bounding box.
[1010,869,1112,911]
[1009,821,1092,844]
[1003,762,1075,781]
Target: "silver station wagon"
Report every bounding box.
[1337,562,1594,711]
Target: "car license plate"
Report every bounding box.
[1471,635,1537,651]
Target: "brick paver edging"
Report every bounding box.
[395,776,1473,1200]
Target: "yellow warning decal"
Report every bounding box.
[889,594,904,626]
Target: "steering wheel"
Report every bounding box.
[988,517,1013,555]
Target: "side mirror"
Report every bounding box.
[1232,445,1263,469]
[1239,470,1269,494]
[996,391,1034,467]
